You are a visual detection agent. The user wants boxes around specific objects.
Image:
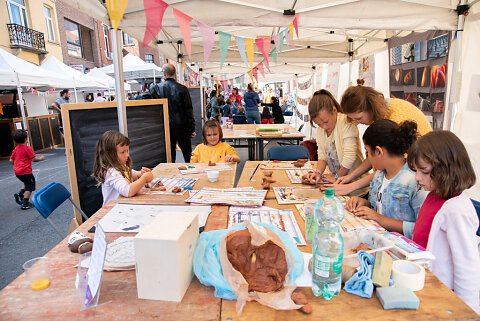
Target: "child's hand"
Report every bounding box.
[321,173,336,183]
[302,172,321,184]
[141,167,151,175]
[142,171,154,183]
[225,155,234,162]
[345,196,368,212]
[38,156,45,161]
[353,206,379,221]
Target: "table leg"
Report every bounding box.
[257,139,264,161]
[248,139,255,160]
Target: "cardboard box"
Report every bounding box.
[134,211,198,302]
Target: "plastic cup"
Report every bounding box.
[23,257,50,290]
[207,170,219,182]
[304,199,319,243]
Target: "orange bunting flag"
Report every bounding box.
[245,38,254,69]
[173,8,193,58]
[142,0,168,48]
[247,70,254,83]
[293,16,299,38]
[105,0,129,30]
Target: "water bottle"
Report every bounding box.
[312,188,345,299]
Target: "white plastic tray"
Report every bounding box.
[342,229,394,267]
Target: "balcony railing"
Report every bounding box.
[7,23,46,53]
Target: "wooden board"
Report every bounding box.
[39,117,53,149]
[49,115,63,146]
[27,118,43,152]
[188,86,205,146]
[62,100,170,223]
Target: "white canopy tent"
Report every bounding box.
[0,48,72,131]
[87,67,132,91]
[98,53,163,81]
[41,56,109,102]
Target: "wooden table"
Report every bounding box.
[0,162,236,321]
[222,124,305,160]
[227,161,479,320]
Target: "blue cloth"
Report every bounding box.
[246,110,261,124]
[243,91,260,111]
[344,250,375,298]
[369,163,428,239]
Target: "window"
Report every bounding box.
[6,0,28,27]
[64,19,82,58]
[145,54,154,64]
[103,24,112,59]
[43,6,55,42]
[122,32,134,46]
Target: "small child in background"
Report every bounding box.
[237,106,245,115]
[92,130,153,206]
[407,130,480,314]
[10,129,45,209]
[190,119,240,163]
[346,119,427,239]
[223,99,233,118]
[261,106,273,124]
[213,95,225,119]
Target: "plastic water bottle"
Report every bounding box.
[312,188,345,299]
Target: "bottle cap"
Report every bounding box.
[325,188,335,197]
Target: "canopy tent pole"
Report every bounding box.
[199,67,205,121]
[445,0,467,131]
[111,28,127,135]
[294,75,298,128]
[348,38,354,86]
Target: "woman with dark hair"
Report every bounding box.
[229,87,242,105]
[84,93,94,102]
[243,83,261,124]
[207,89,218,119]
[261,96,284,124]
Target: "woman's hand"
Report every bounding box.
[352,206,379,221]
[321,173,336,183]
[345,196,369,212]
[302,172,321,184]
[334,173,353,185]
[321,183,354,196]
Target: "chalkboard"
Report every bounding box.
[49,116,62,146]
[39,118,53,149]
[0,120,14,157]
[27,119,42,152]
[63,100,170,221]
[188,87,205,145]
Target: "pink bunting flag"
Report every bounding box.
[252,67,258,83]
[255,37,270,68]
[197,21,215,63]
[173,8,193,58]
[273,34,280,53]
[263,37,271,70]
[293,16,299,38]
[142,0,168,48]
[257,61,265,78]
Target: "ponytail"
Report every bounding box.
[363,119,418,156]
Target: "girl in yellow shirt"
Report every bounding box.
[190,120,240,163]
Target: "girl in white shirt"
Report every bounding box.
[408,130,480,314]
[92,130,153,206]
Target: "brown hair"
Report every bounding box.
[308,89,342,127]
[364,119,417,156]
[356,78,365,86]
[262,106,271,116]
[407,130,476,199]
[341,86,387,122]
[202,119,223,145]
[247,83,255,92]
[92,130,132,185]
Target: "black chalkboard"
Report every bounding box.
[39,118,53,149]
[49,116,62,146]
[188,87,205,145]
[27,119,42,152]
[65,101,169,218]
[0,121,14,157]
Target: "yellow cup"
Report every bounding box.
[23,257,50,290]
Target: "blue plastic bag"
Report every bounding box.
[193,221,304,300]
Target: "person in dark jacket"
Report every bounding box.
[261,97,284,124]
[149,64,196,162]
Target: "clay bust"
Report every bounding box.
[226,229,288,292]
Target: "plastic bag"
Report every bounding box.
[193,221,304,313]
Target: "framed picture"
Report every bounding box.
[417,66,430,87]
[428,34,448,59]
[402,69,415,85]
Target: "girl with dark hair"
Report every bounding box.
[407,131,479,314]
[346,119,427,238]
[261,96,284,124]
[260,106,273,124]
[92,130,153,205]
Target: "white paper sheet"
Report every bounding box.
[295,252,313,287]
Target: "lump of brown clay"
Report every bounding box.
[151,185,166,191]
[68,231,93,253]
[263,170,273,177]
[208,161,216,166]
[178,166,187,170]
[171,186,182,193]
[293,159,308,167]
[301,177,317,185]
[291,292,312,314]
[226,229,287,293]
[261,177,276,189]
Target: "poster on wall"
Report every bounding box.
[389,46,402,66]
[325,63,340,98]
[358,55,375,87]
[401,43,415,64]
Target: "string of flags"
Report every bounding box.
[27,87,55,96]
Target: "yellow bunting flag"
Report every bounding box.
[105,0,129,30]
[247,70,254,83]
[288,22,294,40]
[245,38,254,69]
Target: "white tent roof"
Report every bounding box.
[0,48,72,89]
[68,0,460,78]
[87,67,132,91]
[98,53,163,80]
[41,56,109,90]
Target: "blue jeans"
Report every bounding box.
[246,110,261,124]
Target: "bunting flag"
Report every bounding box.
[273,34,280,53]
[257,61,265,78]
[247,70,254,83]
[197,21,215,63]
[262,37,271,70]
[105,0,128,30]
[288,22,294,40]
[142,0,168,48]
[255,38,269,68]
[230,79,234,89]
[236,37,250,69]
[173,8,193,58]
[245,38,254,69]
[270,48,277,63]
[252,67,258,82]
[279,30,285,53]
[219,31,231,69]
[293,16,299,38]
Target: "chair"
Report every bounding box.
[300,139,318,161]
[266,145,310,161]
[32,182,89,237]
[472,199,480,236]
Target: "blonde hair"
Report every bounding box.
[308,89,342,126]
[92,130,132,185]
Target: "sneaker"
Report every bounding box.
[14,193,22,205]
[21,202,32,210]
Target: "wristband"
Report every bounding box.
[314,171,322,175]
[335,173,339,179]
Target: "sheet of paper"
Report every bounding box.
[84,224,107,306]
[273,187,321,204]
[285,169,312,183]
[261,161,312,170]
[180,163,232,174]
[98,204,212,233]
[186,187,267,206]
[295,252,313,287]
[139,177,198,195]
